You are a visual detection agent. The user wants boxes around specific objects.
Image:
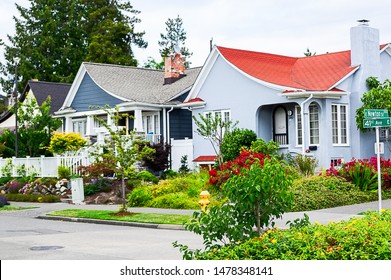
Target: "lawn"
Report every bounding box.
[47,209,192,225]
[0,205,38,211]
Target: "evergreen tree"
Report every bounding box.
[83,0,147,65]
[0,0,147,94]
[158,15,192,67]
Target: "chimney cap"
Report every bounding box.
[357,19,370,26]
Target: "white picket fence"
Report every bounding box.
[0,155,94,178]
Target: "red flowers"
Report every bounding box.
[208,149,269,190]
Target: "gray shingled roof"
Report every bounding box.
[28,80,70,114]
[83,62,202,104]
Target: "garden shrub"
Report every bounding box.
[5,193,60,203]
[291,154,317,177]
[175,157,293,257]
[0,195,10,207]
[58,165,71,179]
[136,170,158,184]
[48,132,87,155]
[325,157,391,191]
[84,178,112,196]
[0,176,13,186]
[250,138,279,156]
[221,128,257,162]
[161,169,178,179]
[290,176,379,212]
[193,209,391,260]
[208,149,270,191]
[127,186,152,207]
[7,180,24,194]
[127,172,212,209]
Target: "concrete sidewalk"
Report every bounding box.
[9,199,391,230]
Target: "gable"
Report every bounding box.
[71,73,124,112]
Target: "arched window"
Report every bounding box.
[273,106,288,145]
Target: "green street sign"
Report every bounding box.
[363,117,391,128]
[364,109,389,118]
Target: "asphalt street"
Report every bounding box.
[1,199,391,260]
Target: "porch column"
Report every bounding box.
[65,116,72,133]
[85,115,94,136]
[134,109,144,132]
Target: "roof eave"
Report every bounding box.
[284,91,349,99]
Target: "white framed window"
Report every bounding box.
[296,103,319,146]
[203,110,232,136]
[142,113,160,134]
[309,103,319,145]
[72,118,87,137]
[295,106,303,146]
[332,104,349,145]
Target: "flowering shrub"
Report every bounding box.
[324,157,391,191]
[194,209,391,260]
[7,180,23,194]
[208,149,270,190]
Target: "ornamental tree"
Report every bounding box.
[177,156,293,257]
[356,77,391,131]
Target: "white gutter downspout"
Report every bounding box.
[300,94,314,155]
[162,107,167,141]
[167,107,174,169]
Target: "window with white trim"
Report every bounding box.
[142,113,160,134]
[309,103,319,145]
[332,104,348,145]
[203,110,231,136]
[72,118,87,137]
[295,106,303,146]
[296,103,319,146]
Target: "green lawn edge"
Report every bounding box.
[47,209,192,225]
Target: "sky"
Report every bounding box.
[1,0,391,71]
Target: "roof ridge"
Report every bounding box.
[28,80,71,86]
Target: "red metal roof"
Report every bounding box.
[217,46,359,91]
[193,155,216,162]
[183,97,205,104]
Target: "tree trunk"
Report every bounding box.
[121,170,127,212]
[255,200,261,235]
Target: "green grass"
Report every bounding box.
[47,209,192,225]
[0,205,38,211]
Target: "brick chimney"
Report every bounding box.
[164,53,185,84]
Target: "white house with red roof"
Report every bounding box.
[186,21,391,168]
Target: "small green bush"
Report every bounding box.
[250,138,279,156]
[221,128,257,161]
[0,177,13,186]
[290,176,378,212]
[5,193,60,203]
[136,170,158,184]
[58,165,71,179]
[127,186,152,207]
[149,193,200,209]
[161,169,178,179]
[194,209,391,260]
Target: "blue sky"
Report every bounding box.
[1,0,391,70]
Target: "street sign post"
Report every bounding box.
[364,109,389,118]
[363,117,391,128]
[363,109,390,213]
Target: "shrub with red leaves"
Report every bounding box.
[324,157,391,191]
[208,149,270,190]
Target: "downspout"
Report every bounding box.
[167,107,174,169]
[300,94,314,155]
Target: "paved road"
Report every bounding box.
[1,199,391,260]
[0,202,203,260]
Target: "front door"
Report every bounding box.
[273,106,288,145]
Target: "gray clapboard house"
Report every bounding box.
[54,54,201,170]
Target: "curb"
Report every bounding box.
[37,215,186,231]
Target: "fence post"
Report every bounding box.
[12,156,16,177]
[40,155,45,177]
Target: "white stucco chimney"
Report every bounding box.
[350,19,380,77]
